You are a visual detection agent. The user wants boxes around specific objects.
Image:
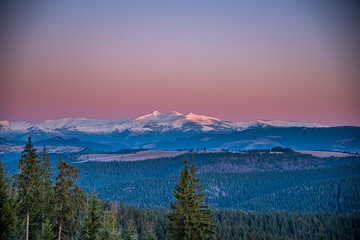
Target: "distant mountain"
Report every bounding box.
[0,111,328,136]
[3,111,356,151]
[34,137,115,152]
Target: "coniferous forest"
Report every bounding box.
[1,138,360,239]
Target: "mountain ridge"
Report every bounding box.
[0,111,330,134]
[3,111,355,152]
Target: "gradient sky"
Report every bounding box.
[0,0,359,125]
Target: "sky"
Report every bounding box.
[0,0,359,126]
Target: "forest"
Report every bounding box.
[1,139,359,239]
[5,149,356,211]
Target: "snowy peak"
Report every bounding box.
[184,112,221,125]
[0,120,10,126]
[0,121,32,131]
[135,110,184,121]
[39,117,90,129]
[133,111,223,132]
[0,112,330,138]
[135,111,161,120]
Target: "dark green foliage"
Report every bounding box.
[2,139,360,239]
[213,210,360,240]
[239,176,360,212]
[80,190,102,240]
[9,212,26,240]
[189,158,215,239]
[63,150,359,196]
[93,164,360,212]
[72,151,360,187]
[55,158,84,240]
[271,147,293,153]
[15,137,43,239]
[0,160,14,239]
[125,219,139,240]
[99,204,122,240]
[39,219,55,240]
[167,157,215,239]
[167,157,192,239]
[39,146,55,232]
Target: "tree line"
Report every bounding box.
[1,137,359,239]
[0,137,215,240]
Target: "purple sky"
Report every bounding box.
[0,0,359,125]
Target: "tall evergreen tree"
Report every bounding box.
[15,137,42,240]
[8,211,26,240]
[54,158,83,240]
[109,202,123,240]
[167,157,192,240]
[100,205,122,240]
[80,190,102,240]
[100,208,111,240]
[39,219,56,240]
[0,160,14,239]
[167,157,216,240]
[189,157,215,239]
[39,146,54,233]
[125,219,139,240]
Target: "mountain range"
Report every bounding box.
[1,111,359,152]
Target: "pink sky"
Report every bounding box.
[0,1,359,126]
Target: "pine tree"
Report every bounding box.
[39,219,56,240]
[167,157,192,240]
[189,157,215,239]
[0,160,14,239]
[167,157,216,240]
[80,190,102,240]
[55,158,84,240]
[100,206,122,240]
[8,211,26,240]
[39,146,54,233]
[15,137,42,240]
[125,219,138,240]
[100,208,111,240]
[109,202,123,240]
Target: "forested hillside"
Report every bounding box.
[1,139,360,239]
[5,149,359,212]
[73,150,360,211]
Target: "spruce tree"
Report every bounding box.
[100,206,122,240]
[9,211,26,240]
[167,157,216,240]
[189,157,215,239]
[108,202,123,240]
[0,160,14,239]
[100,208,111,240]
[15,137,42,240]
[80,190,102,240]
[55,158,83,240]
[167,157,192,240]
[125,219,139,240]
[39,146,54,233]
[39,219,56,240]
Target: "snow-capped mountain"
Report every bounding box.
[1,112,358,153]
[0,111,330,148]
[0,111,328,134]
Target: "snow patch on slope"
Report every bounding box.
[184,112,220,124]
